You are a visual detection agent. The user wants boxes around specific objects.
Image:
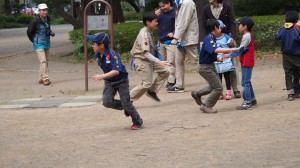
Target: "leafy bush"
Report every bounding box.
[0,14,5,24]
[16,14,35,24]
[0,14,24,28]
[69,22,144,61]
[233,0,299,16]
[52,17,68,24]
[124,11,143,21]
[4,15,17,22]
[69,14,289,61]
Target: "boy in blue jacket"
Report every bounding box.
[275,10,300,101]
[155,0,177,90]
[86,32,143,130]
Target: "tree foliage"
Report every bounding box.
[233,0,299,16]
[32,0,141,29]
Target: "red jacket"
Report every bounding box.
[240,34,255,67]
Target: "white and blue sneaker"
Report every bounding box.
[167,86,185,93]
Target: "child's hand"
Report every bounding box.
[230,48,239,52]
[158,61,170,68]
[223,54,230,59]
[167,32,174,38]
[92,74,104,82]
[217,57,223,62]
[155,9,161,16]
[171,39,178,45]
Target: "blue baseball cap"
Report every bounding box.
[217,20,226,28]
[86,32,110,46]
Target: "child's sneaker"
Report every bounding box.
[287,94,295,101]
[167,86,185,93]
[131,118,143,130]
[251,99,257,106]
[225,90,232,100]
[236,102,252,110]
[146,90,161,102]
[200,104,218,113]
[234,91,241,98]
[219,93,224,100]
[191,91,202,105]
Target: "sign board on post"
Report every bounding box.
[88,16,108,30]
[83,0,113,91]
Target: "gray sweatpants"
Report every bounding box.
[195,64,223,108]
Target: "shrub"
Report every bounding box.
[0,14,6,24]
[16,14,35,24]
[0,14,24,28]
[4,15,16,22]
[69,14,288,62]
[124,11,142,21]
[52,17,68,25]
[69,22,144,61]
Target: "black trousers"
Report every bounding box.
[293,68,300,93]
[219,71,231,90]
[102,78,141,125]
[282,53,300,94]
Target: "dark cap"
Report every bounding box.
[285,10,299,23]
[234,16,255,28]
[86,32,110,46]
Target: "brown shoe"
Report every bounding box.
[43,79,51,86]
[38,79,44,84]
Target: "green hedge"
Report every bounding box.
[69,22,145,61]
[0,14,34,28]
[69,14,288,61]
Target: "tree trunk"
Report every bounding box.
[125,0,140,13]
[50,0,140,29]
[195,0,206,41]
[112,0,124,23]
[4,0,11,14]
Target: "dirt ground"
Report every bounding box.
[0,49,300,167]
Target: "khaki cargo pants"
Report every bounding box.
[130,57,169,101]
[36,49,50,81]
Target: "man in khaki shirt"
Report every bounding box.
[130,11,170,102]
[168,0,199,93]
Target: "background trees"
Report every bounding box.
[32,0,141,29]
[1,0,299,29]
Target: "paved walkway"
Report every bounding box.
[0,96,102,109]
[0,42,105,109]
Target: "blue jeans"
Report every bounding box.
[241,67,255,103]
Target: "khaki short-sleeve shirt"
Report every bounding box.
[130,27,155,59]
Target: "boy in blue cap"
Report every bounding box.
[275,10,300,101]
[86,32,143,130]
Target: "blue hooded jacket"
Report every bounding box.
[27,15,51,50]
[274,24,300,56]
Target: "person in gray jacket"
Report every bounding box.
[168,0,199,93]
